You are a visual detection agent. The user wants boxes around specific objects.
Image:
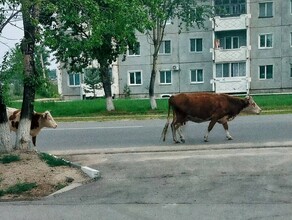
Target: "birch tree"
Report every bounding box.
[15,0,40,150]
[0,0,21,151]
[143,0,213,109]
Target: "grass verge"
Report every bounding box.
[9,94,292,121]
[39,152,71,167]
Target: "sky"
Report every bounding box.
[0,20,23,62]
[0,21,57,70]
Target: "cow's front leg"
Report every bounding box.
[204,119,217,142]
[222,122,233,140]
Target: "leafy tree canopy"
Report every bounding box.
[40,0,151,72]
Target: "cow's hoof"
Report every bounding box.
[204,139,208,142]
[174,140,180,144]
[226,136,233,140]
[180,139,185,143]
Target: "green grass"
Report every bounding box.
[0,154,20,164]
[251,94,292,111]
[8,94,292,120]
[5,182,37,195]
[39,152,71,167]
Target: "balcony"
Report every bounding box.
[211,77,251,94]
[212,14,250,32]
[212,46,249,63]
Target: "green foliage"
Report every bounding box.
[39,152,71,167]
[0,154,20,164]
[0,45,58,100]
[84,68,101,95]
[123,85,131,98]
[5,182,37,195]
[41,0,150,72]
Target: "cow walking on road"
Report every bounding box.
[6,107,58,146]
[161,92,261,143]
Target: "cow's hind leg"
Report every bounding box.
[222,122,233,140]
[177,124,185,143]
[171,122,180,143]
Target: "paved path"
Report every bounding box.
[1,144,292,220]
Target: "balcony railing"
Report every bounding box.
[212,46,249,63]
[212,14,250,31]
[211,77,251,94]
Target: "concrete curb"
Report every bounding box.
[42,152,100,198]
[49,141,292,156]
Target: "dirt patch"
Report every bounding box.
[0,151,91,201]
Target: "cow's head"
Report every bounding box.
[242,96,262,114]
[42,111,58,128]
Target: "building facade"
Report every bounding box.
[58,63,119,100]
[117,0,292,98]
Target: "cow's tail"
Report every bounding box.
[161,98,172,142]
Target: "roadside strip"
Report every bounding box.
[49,141,292,156]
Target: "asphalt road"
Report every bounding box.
[2,114,292,220]
[34,114,292,153]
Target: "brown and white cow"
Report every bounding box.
[161,92,261,143]
[6,107,57,146]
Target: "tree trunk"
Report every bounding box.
[100,62,115,111]
[15,0,39,150]
[0,93,12,152]
[149,56,158,110]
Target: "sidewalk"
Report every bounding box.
[1,144,292,220]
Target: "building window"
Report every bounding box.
[216,62,246,78]
[190,69,204,83]
[190,38,203,52]
[259,65,273,79]
[159,40,171,54]
[129,71,142,85]
[128,42,140,56]
[290,64,292,78]
[259,2,273,18]
[160,70,172,84]
[291,0,292,14]
[291,32,292,47]
[214,0,246,17]
[68,73,80,86]
[259,34,273,48]
[219,36,239,49]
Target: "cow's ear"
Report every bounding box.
[43,112,48,119]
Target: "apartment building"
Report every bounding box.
[117,0,292,98]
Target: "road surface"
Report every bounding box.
[32,114,292,152]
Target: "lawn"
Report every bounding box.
[9,94,292,120]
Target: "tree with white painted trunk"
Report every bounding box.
[143,0,213,109]
[42,0,150,111]
[15,0,40,150]
[0,58,11,152]
[0,0,21,152]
